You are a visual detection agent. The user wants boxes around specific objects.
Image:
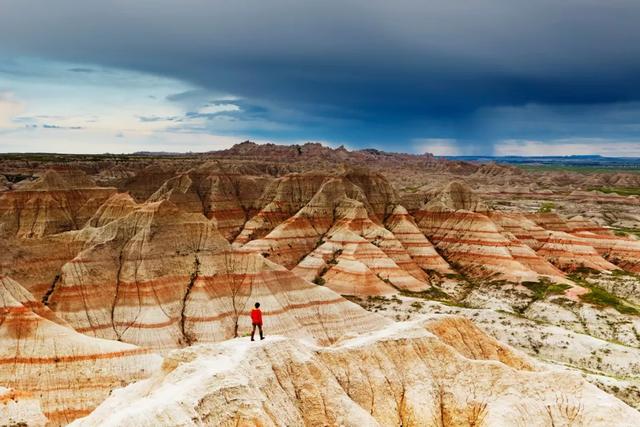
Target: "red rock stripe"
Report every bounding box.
[188,297,345,322]
[0,348,150,364]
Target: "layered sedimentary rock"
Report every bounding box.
[72,316,640,427]
[293,227,425,296]
[534,231,619,272]
[241,177,363,268]
[489,211,620,272]
[86,192,139,227]
[185,250,387,344]
[384,205,454,275]
[415,183,542,282]
[0,233,87,298]
[147,164,270,240]
[242,173,431,295]
[0,276,162,425]
[46,200,226,348]
[203,171,268,240]
[424,180,489,212]
[0,169,116,239]
[119,163,180,202]
[501,231,569,280]
[417,208,540,281]
[45,199,382,349]
[234,167,398,248]
[233,173,328,245]
[488,212,555,249]
[571,231,640,273]
[566,215,613,235]
[525,212,574,233]
[0,387,47,427]
[331,200,427,282]
[291,200,431,295]
[341,167,398,220]
[415,182,623,280]
[5,148,640,426]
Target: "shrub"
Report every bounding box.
[538,202,555,213]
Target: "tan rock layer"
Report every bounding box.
[73,317,640,427]
[0,276,162,426]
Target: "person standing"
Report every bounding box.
[250,302,264,341]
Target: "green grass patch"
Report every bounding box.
[612,227,640,238]
[579,285,638,315]
[400,287,451,300]
[588,187,640,196]
[522,279,571,300]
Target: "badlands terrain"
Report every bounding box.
[1,142,640,426]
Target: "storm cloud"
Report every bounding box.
[1,0,640,153]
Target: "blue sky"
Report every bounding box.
[1,1,640,156]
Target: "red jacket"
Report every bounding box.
[251,309,263,325]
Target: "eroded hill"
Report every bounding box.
[1,144,640,425]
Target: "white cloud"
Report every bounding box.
[413,138,460,156]
[495,139,640,157]
[198,103,240,115]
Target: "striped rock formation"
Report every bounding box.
[330,200,427,282]
[118,163,181,202]
[501,231,569,281]
[524,212,574,233]
[233,173,330,246]
[0,275,162,425]
[234,168,399,246]
[0,233,87,298]
[72,316,640,427]
[533,231,620,272]
[292,227,427,296]
[341,167,399,220]
[546,215,640,272]
[242,174,432,295]
[0,169,116,239]
[566,215,614,235]
[414,185,545,282]
[0,387,47,427]
[47,200,228,348]
[185,249,387,344]
[570,231,640,273]
[384,205,454,275]
[292,199,430,295]
[417,208,540,282]
[86,192,139,227]
[44,199,382,349]
[241,177,364,269]
[147,164,270,240]
[424,180,489,213]
[488,211,555,250]
[488,212,570,280]
[489,211,619,273]
[415,182,623,281]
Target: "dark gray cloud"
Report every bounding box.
[1,0,640,152]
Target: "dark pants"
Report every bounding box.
[251,323,263,340]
